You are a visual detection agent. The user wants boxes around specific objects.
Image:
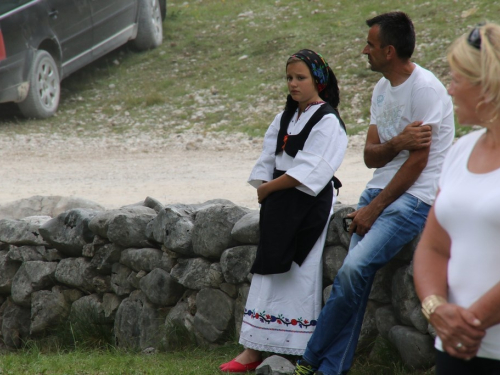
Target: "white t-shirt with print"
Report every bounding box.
[366,64,455,205]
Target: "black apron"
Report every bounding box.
[250,104,344,275]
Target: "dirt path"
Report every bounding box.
[0,133,372,210]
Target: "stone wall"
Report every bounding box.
[0,196,435,369]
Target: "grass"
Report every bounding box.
[1,0,499,139]
[0,338,435,375]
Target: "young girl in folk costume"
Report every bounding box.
[220,49,348,373]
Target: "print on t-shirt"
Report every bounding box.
[376,94,405,141]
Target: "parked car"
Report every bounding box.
[0,0,166,119]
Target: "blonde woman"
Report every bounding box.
[414,23,500,374]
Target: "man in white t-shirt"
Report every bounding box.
[294,11,455,375]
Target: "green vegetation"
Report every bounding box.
[1,0,499,139]
[0,336,435,375]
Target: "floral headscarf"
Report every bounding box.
[288,49,330,92]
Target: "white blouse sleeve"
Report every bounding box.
[247,112,281,188]
[286,114,348,196]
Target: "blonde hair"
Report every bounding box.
[447,23,500,112]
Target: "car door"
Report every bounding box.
[89,0,137,58]
[44,0,92,77]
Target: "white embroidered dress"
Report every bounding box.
[240,103,347,355]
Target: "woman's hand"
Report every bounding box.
[257,183,271,204]
[256,175,301,204]
[431,303,485,360]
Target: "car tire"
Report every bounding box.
[18,50,60,119]
[133,0,163,51]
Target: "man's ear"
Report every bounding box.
[386,45,397,60]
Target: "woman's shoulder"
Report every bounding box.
[452,128,485,150]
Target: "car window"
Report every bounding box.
[0,0,34,16]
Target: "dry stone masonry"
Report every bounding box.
[0,196,435,370]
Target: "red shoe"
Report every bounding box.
[219,359,262,373]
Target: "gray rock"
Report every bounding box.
[391,265,420,327]
[194,288,235,343]
[389,325,435,369]
[164,301,196,349]
[88,207,154,238]
[11,261,58,307]
[89,207,157,248]
[111,263,135,296]
[0,195,104,220]
[159,252,177,273]
[102,293,123,320]
[220,245,257,284]
[114,292,144,350]
[234,284,250,336]
[147,206,195,256]
[394,233,421,262]
[92,275,112,294]
[369,258,405,304]
[120,247,163,272]
[220,283,238,299]
[113,290,165,350]
[0,250,22,294]
[82,235,110,258]
[165,301,194,330]
[375,305,399,340]
[323,284,332,305]
[325,216,340,247]
[30,286,72,334]
[37,247,64,262]
[410,305,429,334]
[192,204,249,259]
[127,270,142,290]
[330,206,355,248]
[121,196,165,213]
[357,301,380,352]
[143,196,165,213]
[70,294,107,323]
[69,295,113,344]
[322,245,347,284]
[256,355,295,375]
[90,243,124,275]
[7,245,45,262]
[170,258,222,290]
[139,299,169,350]
[0,216,51,246]
[192,199,237,211]
[139,268,185,306]
[1,299,31,348]
[39,209,98,256]
[231,211,260,244]
[54,257,98,293]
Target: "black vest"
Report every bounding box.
[250,104,346,275]
[275,103,346,157]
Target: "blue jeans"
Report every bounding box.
[303,188,431,375]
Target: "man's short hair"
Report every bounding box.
[366,11,415,59]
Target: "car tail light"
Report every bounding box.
[0,29,5,61]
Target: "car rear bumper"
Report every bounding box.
[0,48,32,103]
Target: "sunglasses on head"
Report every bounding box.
[467,23,485,50]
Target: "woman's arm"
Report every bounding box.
[414,203,485,359]
[469,282,500,330]
[257,174,300,203]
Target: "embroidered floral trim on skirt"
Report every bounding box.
[238,209,331,355]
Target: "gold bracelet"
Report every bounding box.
[421,295,447,321]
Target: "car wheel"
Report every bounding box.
[133,0,163,51]
[18,50,60,119]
